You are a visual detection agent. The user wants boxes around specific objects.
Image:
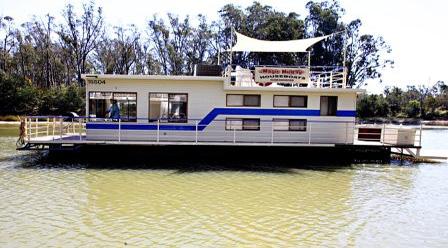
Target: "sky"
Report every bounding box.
[1,0,447,93]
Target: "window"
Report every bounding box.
[149,93,188,122]
[320,96,338,116]
[114,93,137,122]
[274,95,307,108]
[226,94,261,107]
[273,119,307,131]
[88,92,137,122]
[89,92,112,119]
[225,118,260,131]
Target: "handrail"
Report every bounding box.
[22,116,422,148]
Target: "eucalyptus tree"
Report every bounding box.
[166,14,192,75]
[304,1,393,88]
[19,15,62,87]
[185,14,214,74]
[112,25,140,74]
[58,1,104,85]
[0,16,16,73]
[217,2,306,67]
[147,15,171,75]
[305,0,345,66]
[344,19,393,88]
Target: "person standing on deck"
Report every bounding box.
[107,99,120,121]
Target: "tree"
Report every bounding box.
[405,100,421,118]
[384,87,404,117]
[185,14,214,73]
[304,1,393,87]
[357,94,389,118]
[218,2,306,67]
[305,0,345,66]
[345,20,393,87]
[166,14,192,75]
[147,15,171,75]
[58,2,104,85]
[19,15,60,87]
[112,25,140,74]
[0,16,16,74]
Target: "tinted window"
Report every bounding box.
[149,93,188,122]
[227,94,260,107]
[274,95,307,108]
[320,96,338,116]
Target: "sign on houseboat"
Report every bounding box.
[87,79,106,85]
[255,67,310,86]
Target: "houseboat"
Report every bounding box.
[17,31,424,162]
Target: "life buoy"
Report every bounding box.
[257,82,272,87]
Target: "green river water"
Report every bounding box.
[0,124,447,247]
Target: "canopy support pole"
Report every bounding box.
[343,43,346,68]
[307,51,311,68]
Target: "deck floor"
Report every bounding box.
[27,134,340,147]
[23,134,446,160]
[25,134,417,148]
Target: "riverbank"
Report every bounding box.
[423,120,448,126]
[0,121,20,125]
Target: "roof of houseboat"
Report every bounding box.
[81,74,365,93]
[82,74,224,81]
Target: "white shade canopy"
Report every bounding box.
[228,31,332,53]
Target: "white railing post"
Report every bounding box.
[35,118,39,138]
[46,118,49,136]
[52,117,55,140]
[343,67,347,88]
[195,121,198,144]
[59,118,63,141]
[330,71,333,88]
[381,123,386,144]
[419,122,423,147]
[118,119,121,142]
[79,118,82,141]
[157,119,160,143]
[308,121,312,144]
[233,128,236,144]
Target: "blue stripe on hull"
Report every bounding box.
[87,108,356,131]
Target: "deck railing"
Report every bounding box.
[22,116,422,148]
[354,124,423,147]
[23,116,86,142]
[23,116,356,145]
[223,65,348,89]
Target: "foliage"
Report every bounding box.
[357,82,448,119]
[1,0,392,86]
[58,2,104,84]
[0,73,85,116]
[0,0,438,118]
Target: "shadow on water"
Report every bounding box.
[14,145,362,173]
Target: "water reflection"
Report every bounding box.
[77,166,354,246]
